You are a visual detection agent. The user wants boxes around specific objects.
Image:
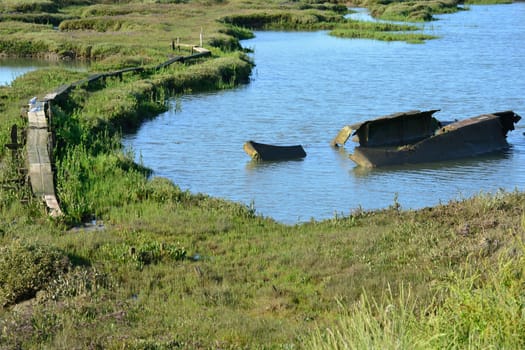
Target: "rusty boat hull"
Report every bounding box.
[243,140,306,161]
[332,110,521,168]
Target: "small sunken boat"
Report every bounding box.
[243,140,306,161]
[331,109,521,168]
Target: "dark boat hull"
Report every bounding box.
[346,111,521,168]
[243,141,306,161]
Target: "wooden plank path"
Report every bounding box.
[26,46,210,218]
[26,101,63,217]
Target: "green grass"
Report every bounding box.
[0,0,446,67]
[362,0,462,22]
[1,0,524,348]
[330,20,438,43]
[1,183,523,348]
[305,239,525,349]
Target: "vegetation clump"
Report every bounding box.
[366,0,461,22]
[330,19,438,43]
[0,243,70,306]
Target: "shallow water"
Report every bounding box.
[0,57,88,86]
[126,5,523,222]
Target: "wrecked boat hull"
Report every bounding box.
[334,110,521,168]
[243,140,306,161]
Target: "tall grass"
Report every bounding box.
[304,241,525,349]
[304,285,429,350]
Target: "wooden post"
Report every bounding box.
[9,124,18,162]
[200,27,203,47]
[10,124,17,145]
[46,101,52,128]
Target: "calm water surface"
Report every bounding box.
[124,4,525,224]
[0,58,88,86]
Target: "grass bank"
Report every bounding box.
[1,0,524,348]
[1,65,524,347]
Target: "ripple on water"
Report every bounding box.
[123,4,525,224]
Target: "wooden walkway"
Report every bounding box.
[25,46,211,217]
[26,100,62,217]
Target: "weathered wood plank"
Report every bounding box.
[25,100,62,216]
[27,103,47,129]
[192,46,210,54]
[26,128,50,163]
[28,163,54,197]
[154,56,184,70]
[44,195,63,217]
[27,127,53,197]
[44,84,74,101]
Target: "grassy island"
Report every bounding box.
[1,0,524,348]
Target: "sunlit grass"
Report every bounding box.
[367,0,461,22]
[1,0,524,348]
[304,241,525,349]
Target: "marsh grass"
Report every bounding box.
[330,20,438,43]
[221,10,438,43]
[305,241,525,349]
[1,0,524,348]
[219,10,345,30]
[0,0,58,13]
[367,0,461,22]
[1,0,445,66]
[1,189,522,348]
[304,285,429,349]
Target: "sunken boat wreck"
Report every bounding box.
[243,140,306,161]
[331,109,521,168]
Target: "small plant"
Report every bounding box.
[0,243,70,306]
[100,238,186,270]
[43,266,110,301]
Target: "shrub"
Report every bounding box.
[146,177,192,203]
[0,39,49,56]
[0,243,70,306]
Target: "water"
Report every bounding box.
[132,5,520,223]
[0,58,88,86]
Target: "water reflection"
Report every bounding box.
[0,57,89,86]
[245,158,306,171]
[351,150,511,178]
[346,8,379,22]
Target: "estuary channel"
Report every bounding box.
[123,4,525,223]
